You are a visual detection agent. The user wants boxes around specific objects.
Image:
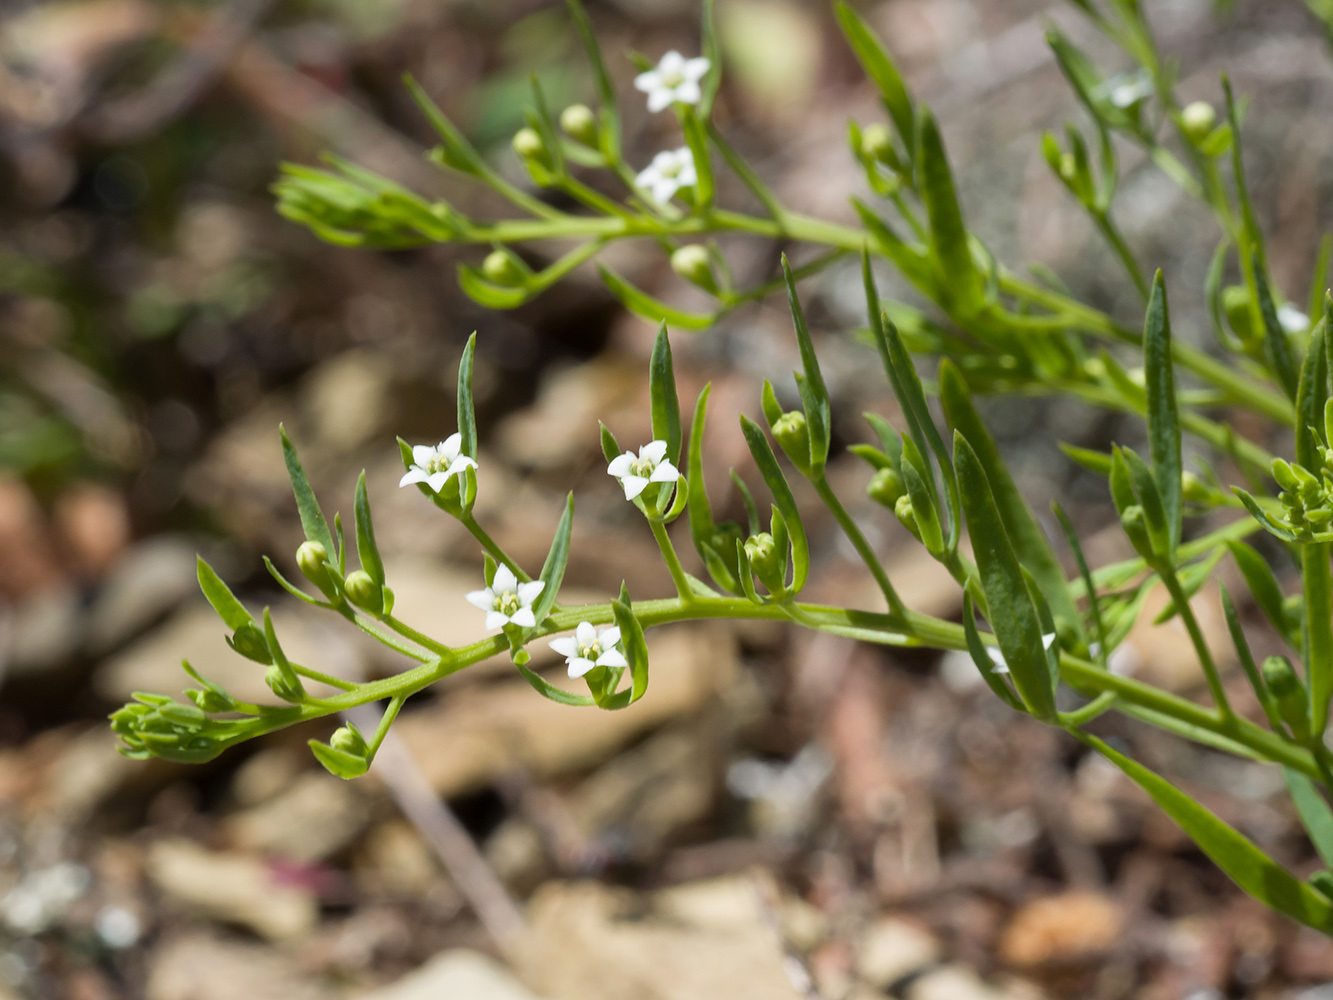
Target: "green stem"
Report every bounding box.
[460,512,531,582]
[1094,211,1150,302]
[650,519,693,600]
[811,471,906,618]
[1160,566,1235,721]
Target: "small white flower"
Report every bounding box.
[1106,73,1152,110]
[1278,303,1309,334]
[399,433,477,493]
[988,632,1057,675]
[607,439,679,500]
[465,564,545,631]
[634,51,710,113]
[549,621,628,679]
[635,147,697,205]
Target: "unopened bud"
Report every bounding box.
[1180,101,1216,143]
[265,665,305,704]
[330,724,368,757]
[559,104,598,147]
[867,467,905,509]
[1272,459,1301,493]
[512,127,545,161]
[670,244,716,292]
[744,532,784,593]
[296,541,340,603]
[771,410,810,466]
[894,494,920,540]
[344,570,384,615]
[188,686,237,714]
[1119,505,1154,559]
[1263,654,1309,740]
[228,622,272,664]
[860,123,893,164]
[482,249,525,286]
[1181,471,1211,503]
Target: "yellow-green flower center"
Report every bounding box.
[629,457,656,477]
[492,590,520,615]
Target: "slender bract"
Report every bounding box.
[1143,271,1182,555]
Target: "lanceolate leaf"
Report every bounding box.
[940,359,1079,637]
[280,425,335,557]
[1296,322,1328,472]
[962,595,1025,711]
[601,582,650,709]
[649,323,683,463]
[783,256,830,467]
[457,333,478,459]
[740,415,808,593]
[1143,271,1182,554]
[564,0,621,158]
[1285,768,1333,869]
[1304,540,1333,738]
[1079,732,1333,934]
[917,108,982,313]
[955,432,1057,722]
[1226,540,1291,645]
[197,557,254,631]
[833,2,914,160]
[354,472,385,586]
[530,493,575,629]
[598,265,718,329]
[1255,267,1300,402]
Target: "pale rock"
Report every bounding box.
[7,584,82,675]
[653,875,765,932]
[87,536,198,652]
[855,915,941,988]
[998,891,1122,967]
[225,772,371,863]
[298,350,395,453]
[147,840,318,941]
[359,950,548,1000]
[1121,582,1234,693]
[907,966,1022,1000]
[147,931,339,1000]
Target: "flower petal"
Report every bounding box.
[646,89,673,113]
[598,625,621,648]
[596,648,627,669]
[673,80,702,106]
[651,178,678,204]
[465,589,494,610]
[607,452,636,478]
[492,564,519,595]
[658,50,685,73]
[399,468,428,487]
[622,475,649,500]
[516,580,546,605]
[575,621,598,645]
[426,471,451,493]
[440,432,463,460]
[510,607,536,628]
[649,460,678,483]
[567,657,596,679]
[485,610,509,631]
[549,637,578,658]
[445,456,478,477]
[640,440,669,464]
[412,445,436,466]
[633,70,660,93]
[683,56,711,80]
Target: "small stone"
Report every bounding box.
[361,950,549,1000]
[855,916,941,988]
[998,891,1122,967]
[86,536,197,652]
[225,772,370,864]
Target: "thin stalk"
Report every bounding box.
[811,472,906,618]
[460,512,531,582]
[649,519,693,600]
[1094,211,1149,301]
[1159,566,1235,721]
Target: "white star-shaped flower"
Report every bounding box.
[635,147,697,205]
[399,433,477,493]
[465,565,545,631]
[607,439,679,500]
[549,621,627,679]
[988,633,1057,675]
[634,51,710,113]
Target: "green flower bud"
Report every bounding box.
[344,569,384,615]
[771,410,810,466]
[1263,654,1309,740]
[1180,471,1212,503]
[1119,505,1154,559]
[188,686,237,714]
[559,103,599,147]
[1222,285,1255,341]
[670,245,717,293]
[1180,101,1216,143]
[744,532,784,593]
[1310,870,1333,900]
[227,622,272,664]
[1058,152,1077,182]
[860,123,893,164]
[482,249,525,287]
[1272,459,1301,493]
[330,724,368,757]
[512,127,546,162]
[894,494,920,541]
[296,541,340,603]
[867,467,905,509]
[265,665,305,704]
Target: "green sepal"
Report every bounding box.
[181,661,240,714]
[280,425,335,557]
[649,323,683,464]
[600,422,621,465]
[1143,271,1182,554]
[1121,447,1172,562]
[309,738,369,780]
[734,537,763,605]
[760,380,784,431]
[1078,731,1333,935]
[954,431,1057,722]
[354,472,385,586]
[1233,488,1301,543]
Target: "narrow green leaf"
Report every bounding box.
[1079,731,1333,934]
[940,359,1079,635]
[1304,541,1333,738]
[783,256,830,467]
[686,385,719,559]
[1227,540,1291,644]
[1059,442,1114,478]
[530,493,575,630]
[564,0,621,158]
[962,595,1026,711]
[262,608,301,693]
[834,2,914,160]
[682,111,714,210]
[698,0,722,118]
[1053,502,1107,659]
[611,583,650,706]
[197,557,253,631]
[852,200,934,291]
[1255,267,1300,401]
[1309,234,1331,328]
[598,265,718,329]
[900,439,944,555]
[740,415,808,593]
[516,661,597,705]
[354,472,385,586]
[955,431,1057,721]
[1285,768,1333,868]
[280,425,335,556]
[1144,271,1182,553]
[734,537,762,605]
[309,740,369,779]
[1297,323,1328,472]
[1122,447,1171,561]
[707,123,785,222]
[599,422,620,465]
[457,263,530,309]
[457,333,478,459]
[649,323,682,464]
[1221,583,1284,733]
[731,470,760,536]
[917,108,982,312]
[1234,488,1301,542]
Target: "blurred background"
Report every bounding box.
[3,0,1333,997]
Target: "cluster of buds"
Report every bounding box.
[1271,456,1333,541]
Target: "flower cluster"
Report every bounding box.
[631,50,710,205]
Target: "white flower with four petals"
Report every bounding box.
[550,621,627,679]
[607,440,679,500]
[465,565,546,631]
[399,433,477,493]
[634,51,710,113]
[635,147,697,205]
